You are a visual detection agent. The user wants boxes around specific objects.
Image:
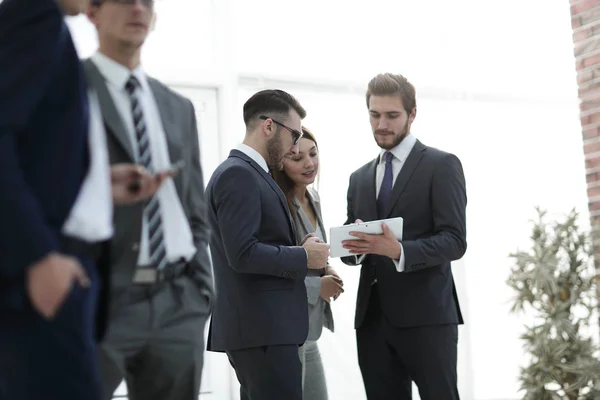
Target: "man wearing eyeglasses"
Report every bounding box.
[0,0,173,399]
[83,1,214,400]
[205,90,331,400]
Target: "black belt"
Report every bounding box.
[132,260,191,284]
[59,235,104,261]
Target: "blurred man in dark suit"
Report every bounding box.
[0,1,167,398]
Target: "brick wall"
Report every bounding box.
[570,0,600,301]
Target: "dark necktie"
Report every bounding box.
[377,151,394,218]
[125,76,167,270]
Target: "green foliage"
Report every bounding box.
[507,208,600,400]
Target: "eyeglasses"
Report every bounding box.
[259,116,303,145]
[92,0,155,7]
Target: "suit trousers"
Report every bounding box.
[356,284,460,400]
[0,257,100,400]
[228,344,303,400]
[299,340,328,400]
[98,275,210,400]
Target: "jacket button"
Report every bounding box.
[132,242,140,251]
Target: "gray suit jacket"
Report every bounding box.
[291,187,334,341]
[83,59,214,307]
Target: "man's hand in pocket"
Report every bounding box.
[27,252,90,319]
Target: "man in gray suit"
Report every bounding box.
[84,1,213,399]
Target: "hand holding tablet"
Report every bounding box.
[329,217,404,258]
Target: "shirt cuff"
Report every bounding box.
[391,243,405,272]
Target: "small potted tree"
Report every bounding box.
[507,208,600,399]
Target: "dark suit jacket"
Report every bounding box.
[206,149,309,351]
[0,0,89,310]
[344,140,467,329]
[82,59,214,309]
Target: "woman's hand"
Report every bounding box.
[320,275,344,302]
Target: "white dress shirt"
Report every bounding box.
[236,143,269,173]
[91,52,196,266]
[359,133,417,273]
[61,90,113,242]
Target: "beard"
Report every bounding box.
[266,128,284,171]
[374,119,410,150]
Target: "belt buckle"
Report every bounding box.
[133,269,158,284]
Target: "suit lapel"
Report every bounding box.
[230,150,297,239]
[307,190,327,242]
[384,140,426,218]
[148,79,183,192]
[363,159,379,222]
[263,169,297,237]
[83,59,135,161]
[148,79,182,166]
[291,198,309,238]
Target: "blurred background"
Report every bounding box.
[66,0,598,398]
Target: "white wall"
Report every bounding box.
[67,0,591,398]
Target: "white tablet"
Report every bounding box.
[329,217,404,258]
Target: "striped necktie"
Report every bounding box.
[125,75,167,270]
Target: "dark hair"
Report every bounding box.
[272,127,318,223]
[366,73,416,115]
[243,89,306,126]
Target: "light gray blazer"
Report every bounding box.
[82,59,214,310]
[291,187,334,341]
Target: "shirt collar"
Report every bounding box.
[236,143,269,173]
[91,52,148,92]
[379,133,417,164]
